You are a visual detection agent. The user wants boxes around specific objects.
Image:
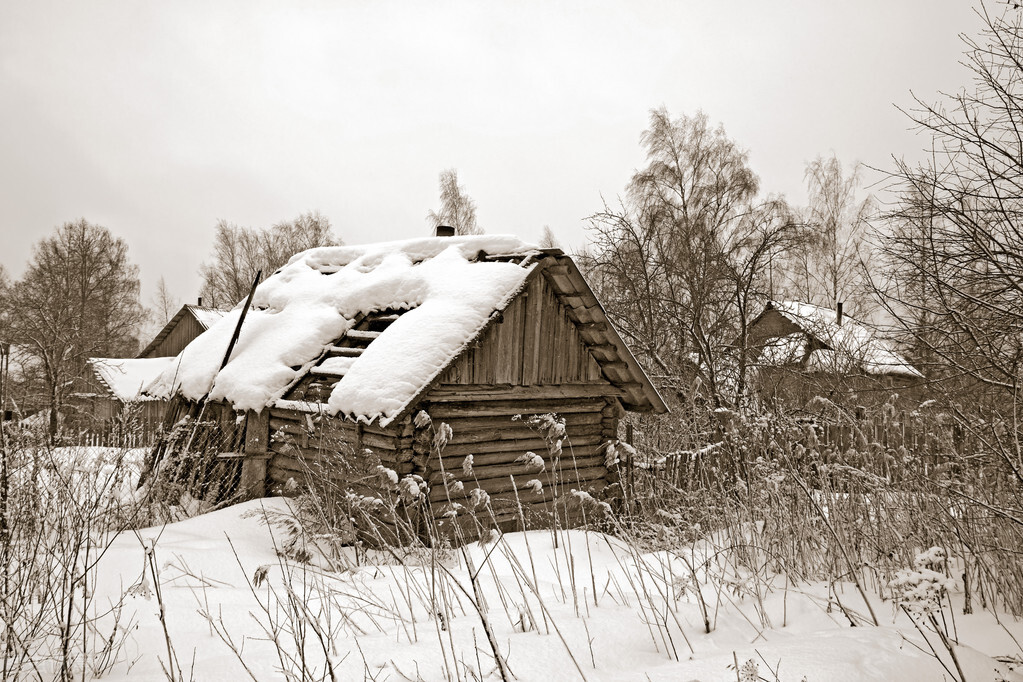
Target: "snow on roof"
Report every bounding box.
[189,306,226,329]
[90,357,179,402]
[769,301,923,379]
[147,235,538,423]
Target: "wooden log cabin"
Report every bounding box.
[150,234,666,537]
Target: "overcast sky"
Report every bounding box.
[0,0,983,307]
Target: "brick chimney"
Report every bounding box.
[435,225,455,237]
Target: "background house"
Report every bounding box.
[66,357,178,443]
[63,304,225,442]
[138,304,225,358]
[148,235,667,536]
[0,343,47,423]
[747,300,924,412]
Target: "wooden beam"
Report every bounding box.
[434,444,606,471]
[244,410,270,454]
[429,455,606,484]
[444,423,604,445]
[309,367,346,377]
[432,434,603,457]
[426,383,623,402]
[326,346,363,357]
[427,398,606,418]
[346,329,381,341]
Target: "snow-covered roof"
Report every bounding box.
[757,301,923,379]
[89,357,179,402]
[148,235,667,424]
[147,236,540,423]
[137,305,226,358]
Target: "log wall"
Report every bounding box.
[266,407,415,491]
[417,389,621,532]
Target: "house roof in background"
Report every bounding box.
[137,305,226,358]
[758,301,923,379]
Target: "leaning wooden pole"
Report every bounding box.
[219,270,263,372]
[142,271,263,487]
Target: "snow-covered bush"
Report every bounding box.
[890,547,957,616]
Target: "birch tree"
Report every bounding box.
[427,169,482,235]
[585,108,798,404]
[781,155,873,312]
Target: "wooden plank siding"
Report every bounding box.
[440,273,603,387]
[143,312,208,358]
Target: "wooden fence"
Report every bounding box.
[73,425,161,449]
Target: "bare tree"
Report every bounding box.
[538,226,560,249]
[4,220,145,437]
[876,7,1023,527]
[585,108,798,404]
[880,6,1023,393]
[779,155,873,312]
[427,169,482,235]
[152,276,180,325]
[199,211,339,308]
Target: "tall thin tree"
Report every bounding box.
[427,169,483,235]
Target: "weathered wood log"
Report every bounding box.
[270,452,413,479]
[433,443,605,471]
[427,398,606,418]
[444,422,603,445]
[359,420,404,437]
[269,419,313,438]
[431,433,603,457]
[426,411,603,434]
[273,442,399,467]
[481,497,597,528]
[313,429,399,452]
[426,383,623,402]
[268,408,307,423]
[346,329,381,341]
[326,346,362,358]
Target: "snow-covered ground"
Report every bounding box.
[63,497,1020,682]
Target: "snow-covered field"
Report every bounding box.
[3,444,1020,681]
[63,497,1018,682]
